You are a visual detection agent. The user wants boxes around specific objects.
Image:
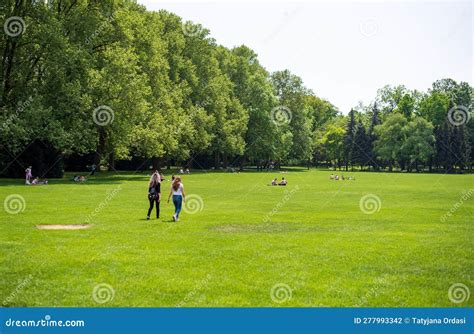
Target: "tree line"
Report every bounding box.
[0,1,472,177]
[317,81,472,173]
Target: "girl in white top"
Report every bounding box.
[167,177,185,221]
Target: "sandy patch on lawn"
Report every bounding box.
[36,224,92,230]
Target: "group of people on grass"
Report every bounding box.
[329,174,355,181]
[24,166,48,185]
[25,164,97,185]
[270,177,288,186]
[72,165,97,183]
[147,171,185,222]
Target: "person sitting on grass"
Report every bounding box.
[330,174,334,180]
[334,175,339,180]
[341,174,345,180]
[270,178,278,186]
[167,177,185,222]
[32,177,48,185]
[146,172,161,220]
[73,175,87,183]
[278,177,287,186]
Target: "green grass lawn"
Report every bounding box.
[0,169,472,307]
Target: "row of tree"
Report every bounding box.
[1,1,472,177]
[1,0,338,177]
[316,80,473,172]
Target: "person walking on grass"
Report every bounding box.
[147,171,161,220]
[167,177,185,222]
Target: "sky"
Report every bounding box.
[138,0,472,113]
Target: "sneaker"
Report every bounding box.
[146,216,150,220]
[172,214,176,222]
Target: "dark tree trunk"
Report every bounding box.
[222,154,228,169]
[152,157,161,171]
[214,152,220,169]
[94,128,107,167]
[108,152,115,171]
[186,158,193,169]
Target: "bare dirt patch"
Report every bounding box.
[36,224,92,230]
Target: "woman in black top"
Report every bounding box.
[147,172,161,220]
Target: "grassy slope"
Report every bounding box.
[0,169,472,307]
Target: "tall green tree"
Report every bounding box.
[271,70,314,163]
[343,109,356,170]
[401,117,435,171]
[373,113,408,171]
[352,119,370,169]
